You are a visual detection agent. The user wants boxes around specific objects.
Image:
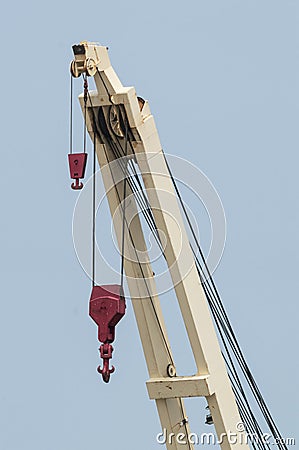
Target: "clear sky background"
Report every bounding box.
[0,1,298,450]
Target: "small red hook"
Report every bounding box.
[68,153,87,191]
[97,343,115,383]
[71,179,84,190]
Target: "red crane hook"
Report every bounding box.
[89,285,126,383]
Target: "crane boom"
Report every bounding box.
[70,41,249,450]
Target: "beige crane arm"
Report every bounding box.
[71,41,249,450]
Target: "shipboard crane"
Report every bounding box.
[68,41,288,450]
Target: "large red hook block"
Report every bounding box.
[89,285,126,383]
[89,285,126,343]
[68,153,87,190]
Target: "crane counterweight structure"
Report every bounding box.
[68,41,288,450]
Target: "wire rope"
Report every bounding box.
[81,72,287,450]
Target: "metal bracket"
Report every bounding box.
[146,374,213,400]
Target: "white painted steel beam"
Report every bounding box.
[91,140,193,450]
[147,375,212,400]
[72,42,249,450]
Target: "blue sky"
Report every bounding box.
[0,1,298,449]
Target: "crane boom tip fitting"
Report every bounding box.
[70,41,110,78]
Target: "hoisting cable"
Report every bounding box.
[100,125,165,255]
[195,252,270,450]
[93,114,165,255]
[164,154,288,450]
[102,139,190,444]
[209,298,270,449]
[101,142,175,365]
[79,76,97,287]
[85,75,246,447]
[68,74,88,190]
[94,68,164,252]
[202,252,286,449]
[86,91,176,370]
[120,117,128,288]
[114,143,157,228]
[89,71,286,446]
[116,159,164,255]
[83,74,88,154]
[116,156,163,254]
[96,121,286,450]
[69,73,73,154]
[189,207,285,449]
[104,122,264,449]
[92,127,96,287]
[104,143,190,446]
[96,103,163,252]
